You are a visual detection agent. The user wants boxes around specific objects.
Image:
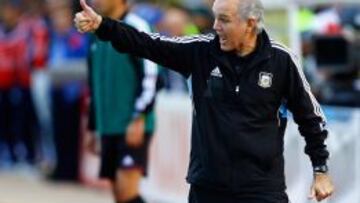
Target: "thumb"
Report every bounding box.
[80,0,92,13]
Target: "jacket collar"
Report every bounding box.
[210,30,272,74]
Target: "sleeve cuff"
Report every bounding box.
[313,165,328,173]
[311,158,327,169]
[95,17,112,41]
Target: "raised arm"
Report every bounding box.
[74,0,214,77]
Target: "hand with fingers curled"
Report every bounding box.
[74,0,102,33]
[308,173,335,202]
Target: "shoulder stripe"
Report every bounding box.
[147,33,215,44]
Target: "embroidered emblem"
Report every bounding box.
[258,72,273,88]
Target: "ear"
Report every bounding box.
[246,18,257,34]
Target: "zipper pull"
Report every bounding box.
[235,85,240,94]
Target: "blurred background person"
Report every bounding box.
[46,0,90,180]
[131,2,164,28]
[0,0,48,169]
[190,6,214,34]
[157,4,199,93]
[25,0,54,174]
[87,0,158,202]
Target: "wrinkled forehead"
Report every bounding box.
[212,0,239,17]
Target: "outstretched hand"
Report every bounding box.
[74,0,102,33]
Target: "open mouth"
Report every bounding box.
[219,35,227,45]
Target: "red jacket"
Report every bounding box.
[0,15,48,89]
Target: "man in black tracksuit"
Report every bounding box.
[75,0,334,202]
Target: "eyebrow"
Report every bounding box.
[217,14,230,19]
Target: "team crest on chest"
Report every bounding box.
[258,72,273,88]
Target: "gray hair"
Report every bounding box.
[237,0,265,34]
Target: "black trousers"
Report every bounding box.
[188,185,289,203]
[0,87,38,164]
[50,87,82,180]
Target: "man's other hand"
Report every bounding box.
[308,173,335,202]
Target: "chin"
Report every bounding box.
[220,45,232,52]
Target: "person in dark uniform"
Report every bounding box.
[75,0,334,202]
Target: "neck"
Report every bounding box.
[236,32,258,57]
[108,3,127,19]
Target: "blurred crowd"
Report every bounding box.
[0,0,90,180]
[0,0,216,181]
[0,0,359,183]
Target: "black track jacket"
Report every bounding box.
[95,17,329,194]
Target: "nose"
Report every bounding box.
[213,19,220,32]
